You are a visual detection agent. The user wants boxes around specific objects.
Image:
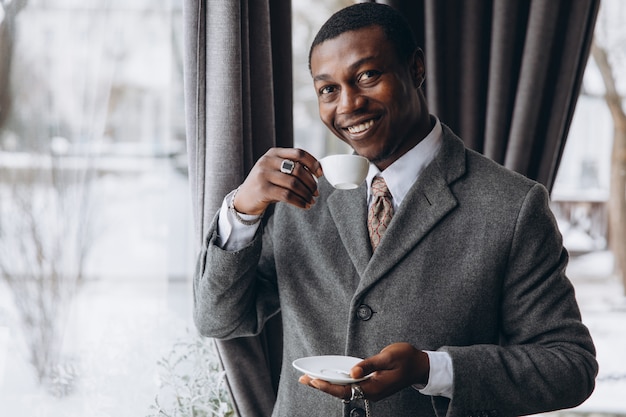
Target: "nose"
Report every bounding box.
[337,85,366,115]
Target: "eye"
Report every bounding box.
[317,84,338,101]
[358,70,380,83]
[319,85,335,95]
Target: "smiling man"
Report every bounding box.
[311,24,431,171]
[193,3,597,416]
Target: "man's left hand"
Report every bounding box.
[298,342,430,402]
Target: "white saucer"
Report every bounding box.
[292,355,371,385]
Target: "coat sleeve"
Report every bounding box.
[441,183,598,417]
[192,212,280,339]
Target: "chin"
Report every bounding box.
[368,146,400,167]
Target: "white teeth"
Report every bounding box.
[347,119,374,134]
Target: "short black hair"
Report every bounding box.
[308,3,418,71]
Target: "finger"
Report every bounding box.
[282,160,319,198]
[266,152,324,207]
[270,148,323,178]
[255,154,318,207]
[353,342,420,378]
[311,379,353,400]
[298,375,352,400]
[351,354,389,379]
[268,169,318,209]
[272,155,320,199]
[298,374,313,385]
[300,374,386,403]
[236,157,318,213]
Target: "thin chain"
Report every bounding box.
[364,399,371,417]
[348,384,372,417]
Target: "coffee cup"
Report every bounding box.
[319,154,369,190]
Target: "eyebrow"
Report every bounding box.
[313,55,377,82]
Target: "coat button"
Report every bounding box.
[350,408,366,417]
[356,304,373,321]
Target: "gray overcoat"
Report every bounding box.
[194,125,598,417]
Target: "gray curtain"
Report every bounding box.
[183,1,289,416]
[183,0,599,416]
[383,0,600,191]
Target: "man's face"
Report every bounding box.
[310,25,428,170]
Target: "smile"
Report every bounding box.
[346,119,375,134]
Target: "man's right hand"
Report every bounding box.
[233,148,323,215]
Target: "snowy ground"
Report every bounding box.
[0,163,199,417]
[560,251,626,415]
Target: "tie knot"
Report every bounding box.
[371,176,391,198]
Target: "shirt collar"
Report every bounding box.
[366,116,443,209]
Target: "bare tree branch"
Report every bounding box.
[591,35,626,288]
[591,38,626,128]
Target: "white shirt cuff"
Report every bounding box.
[413,350,454,399]
[217,190,261,251]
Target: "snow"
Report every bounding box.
[562,251,626,415]
[0,162,196,417]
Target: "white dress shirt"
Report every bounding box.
[216,117,453,399]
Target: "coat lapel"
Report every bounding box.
[326,126,467,293]
[327,184,372,276]
[359,127,467,293]
[360,165,458,289]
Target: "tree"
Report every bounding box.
[0,150,95,396]
[591,0,626,293]
[1,0,96,395]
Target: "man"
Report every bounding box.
[193,3,597,416]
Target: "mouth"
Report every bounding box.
[344,118,376,135]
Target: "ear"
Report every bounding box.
[409,48,426,89]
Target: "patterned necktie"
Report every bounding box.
[367,176,394,251]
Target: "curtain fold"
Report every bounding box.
[183,0,598,415]
[400,0,600,191]
[183,1,289,416]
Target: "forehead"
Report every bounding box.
[310,25,397,77]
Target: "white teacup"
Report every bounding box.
[319,154,369,190]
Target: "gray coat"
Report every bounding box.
[194,126,597,417]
